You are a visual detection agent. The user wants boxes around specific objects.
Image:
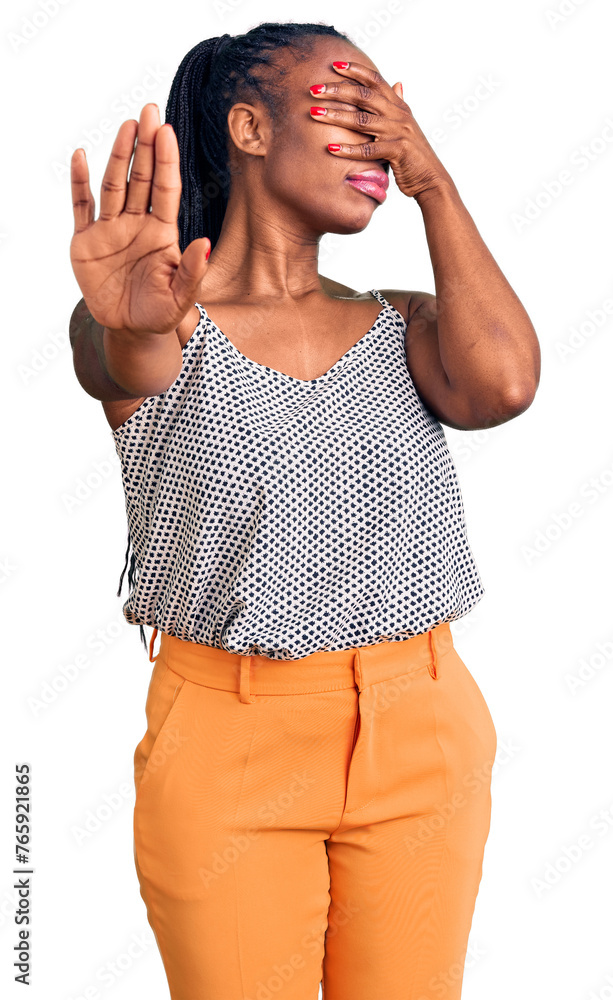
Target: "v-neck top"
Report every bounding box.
[111,289,485,659]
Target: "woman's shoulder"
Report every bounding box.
[320,274,411,324]
[319,274,364,298]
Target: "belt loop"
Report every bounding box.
[353,647,364,691]
[148,627,160,663]
[239,655,256,704]
[427,629,438,680]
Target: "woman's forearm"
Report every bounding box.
[69,298,182,401]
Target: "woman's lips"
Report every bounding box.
[345,174,388,204]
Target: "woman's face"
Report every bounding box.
[230,37,391,238]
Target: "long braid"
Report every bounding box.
[117,21,353,655]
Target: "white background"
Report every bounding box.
[2,0,613,997]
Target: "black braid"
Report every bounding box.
[117,21,354,656]
[116,526,148,653]
[164,20,354,254]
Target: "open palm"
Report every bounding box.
[69,103,210,337]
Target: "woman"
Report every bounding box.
[69,21,539,1000]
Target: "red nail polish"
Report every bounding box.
[333,61,349,69]
[205,245,211,260]
[310,84,326,94]
[328,144,341,151]
[311,106,326,115]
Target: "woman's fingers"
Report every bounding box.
[150,121,182,227]
[124,104,159,216]
[72,104,180,235]
[171,237,211,312]
[70,147,95,234]
[98,118,138,221]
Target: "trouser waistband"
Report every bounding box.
[147,623,455,703]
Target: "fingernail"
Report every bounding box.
[205,245,211,261]
[332,61,349,69]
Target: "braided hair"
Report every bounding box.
[118,21,354,654]
[167,20,355,255]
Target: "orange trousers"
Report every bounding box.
[133,622,497,1000]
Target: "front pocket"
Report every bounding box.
[133,660,188,811]
[446,647,498,762]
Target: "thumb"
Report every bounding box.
[171,237,211,311]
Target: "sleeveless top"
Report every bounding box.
[111,289,485,660]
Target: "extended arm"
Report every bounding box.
[69,297,183,401]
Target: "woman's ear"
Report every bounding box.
[226,103,269,158]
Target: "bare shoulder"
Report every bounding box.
[319,274,363,298]
[320,275,427,325]
[377,289,437,326]
[319,274,401,307]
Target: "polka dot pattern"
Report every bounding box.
[111,289,485,659]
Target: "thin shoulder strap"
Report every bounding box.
[368,288,389,307]
[366,289,407,344]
